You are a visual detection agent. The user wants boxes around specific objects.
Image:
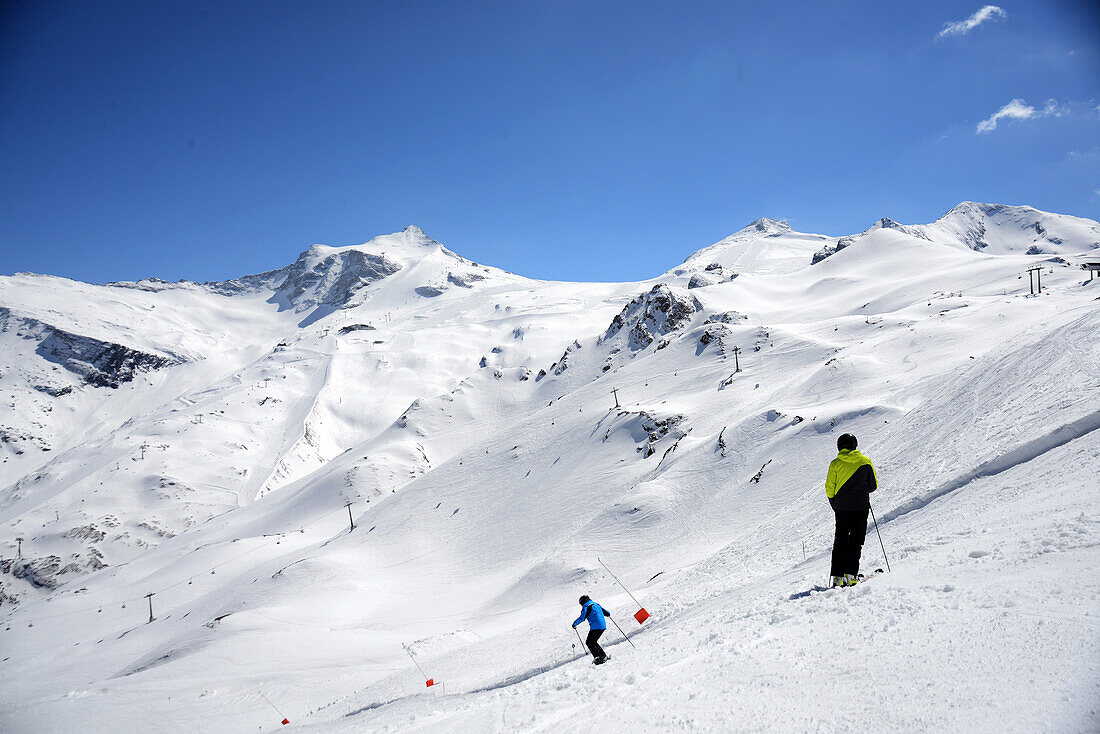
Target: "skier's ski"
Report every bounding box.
[789,568,885,600]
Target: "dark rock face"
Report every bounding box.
[338,323,376,335]
[1,556,62,589]
[601,285,699,351]
[65,524,107,543]
[688,263,738,289]
[1,308,180,389]
[547,340,582,376]
[32,384,73,397]
[36,331,176,388]
[414,285,446,298]
[211,249,403,310]
[623,411,688,458]
[1,549,107,596]
[275,250,403,308]
[699,325,725,346]
[812,236,855,265]
[447,271,486,288]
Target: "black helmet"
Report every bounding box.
[579,595,590,605]
[837,433,857,451]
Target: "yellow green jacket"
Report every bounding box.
[826,449,878,511]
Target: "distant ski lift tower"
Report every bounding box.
[1027,264,1044,294]
[732,345,742,373]
[16,537,23,559]
[611,388,620,409]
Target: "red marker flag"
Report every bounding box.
[634,608,650,624]
[281,719,290,726]
[425,678,435,687]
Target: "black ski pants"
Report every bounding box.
[831,508,869,577]
[586,628,606,660]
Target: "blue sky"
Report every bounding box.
[2,1,1098,284]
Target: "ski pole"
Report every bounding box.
[574,625,587,652]
[869,502,891,573]
[609,616,636,648]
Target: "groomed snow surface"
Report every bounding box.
[1,204,1098,732]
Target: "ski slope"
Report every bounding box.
[0,204,1098,732]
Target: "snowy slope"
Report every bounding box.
[0,206,1098,733]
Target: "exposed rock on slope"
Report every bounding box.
[221,248,403,311]
[601,284,700,352]
[0,307,181,388]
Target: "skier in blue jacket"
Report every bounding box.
[572,595,612,664]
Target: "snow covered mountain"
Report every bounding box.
[1,204,1098,732]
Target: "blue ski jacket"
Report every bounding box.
[573,600,609,630]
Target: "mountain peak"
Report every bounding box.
[743,217,791,234]
[939,201,1031,221]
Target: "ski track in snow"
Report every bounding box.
[884,408,1100,524]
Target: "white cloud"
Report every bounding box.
[976,98,1067,134]
[939,5,1007,38]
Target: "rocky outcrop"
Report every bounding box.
[209,248,403,310]
[812,236,856,265]
[447,271,487,288]
[688,263,739,289]
[1,556,62,589]
[415,284,446,298]
[338,323,376,335]
[541,340,582,379]
[0,308,182,389]
[614,410,689,458]
[601,285,700,351]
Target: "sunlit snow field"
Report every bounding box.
[1,205,1097,732]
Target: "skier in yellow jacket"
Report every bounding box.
[825,433,878,587]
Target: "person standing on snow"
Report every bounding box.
[825,433,878,587]
[572,595,612,664]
